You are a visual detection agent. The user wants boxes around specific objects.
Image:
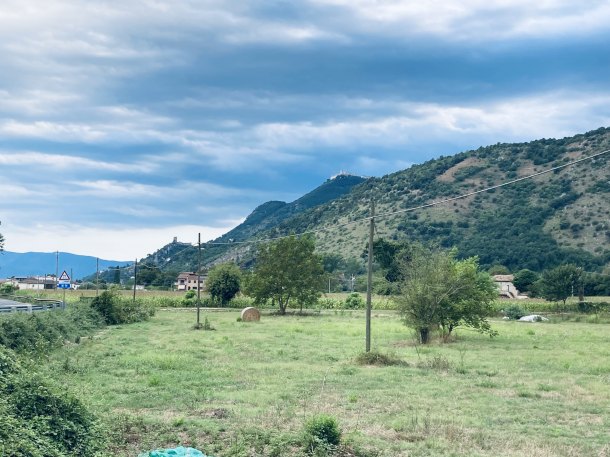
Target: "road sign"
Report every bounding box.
[57,283,70,289]
[59,271,70,282]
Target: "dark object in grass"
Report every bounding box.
[355,350,407,366]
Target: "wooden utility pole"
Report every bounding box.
[366,199,375,352]
[133,259,138,303]
[196,233,202,329]
[96,258,99,297]
[55,251,59,290]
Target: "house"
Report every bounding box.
[175,272,206,291]
[493,275,520,299]
[11,276,57,291]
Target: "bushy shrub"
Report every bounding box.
[504,304,527,320]
[578,301,610,314]
[0,282,18,294]
[304,414,341,450]
[316,298,343,310]
[229,295,255,309]
[344,293,364,309]
[91,290,155,325]
[184,290,196,299]
[355,350,406,366]
[0,346,104,456]
[0,304,105,354]
[371,297,398,310]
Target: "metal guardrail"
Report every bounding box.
[0,295,65,313]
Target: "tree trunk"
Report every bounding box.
[419,327,430,344]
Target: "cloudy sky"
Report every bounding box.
[1,1,609,260]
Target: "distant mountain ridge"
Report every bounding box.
[0,251,131,280]
[142,127,610,274]
[140,173,367,272]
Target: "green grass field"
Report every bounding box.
[42,309,610,457]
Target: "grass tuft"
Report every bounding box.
[355,350,407,366]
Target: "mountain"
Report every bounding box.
[138,173,367,273]
[144,127,610,275]
[0,251,131,280]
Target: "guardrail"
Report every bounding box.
[0,295,65,313]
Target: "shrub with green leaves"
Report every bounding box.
[0,304,105,354]
[91,289,155,325]
[0,282,18,294]
[304,414,341,449]
[344,293,365,309]
[504,304,527,320]
[0,346,105,456]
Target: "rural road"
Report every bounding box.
[0,297,30,307]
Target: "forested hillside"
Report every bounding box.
[144,127,610,276]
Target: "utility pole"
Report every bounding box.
[133,259,138,303]
[55,251,59,290]
[96,258,99,297]
[196,233,202,329]
[366,199,375,353]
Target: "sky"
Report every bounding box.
[1,1,610,261]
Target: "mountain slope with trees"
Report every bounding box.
[145,127,610,276]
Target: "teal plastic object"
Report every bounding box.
[139,446,207,457]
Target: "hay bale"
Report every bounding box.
[240,307,260,322]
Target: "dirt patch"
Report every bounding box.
[437,157,481,182]
[201,408,230,419]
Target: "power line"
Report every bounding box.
[201,148,610,247]
[376,147,610,220]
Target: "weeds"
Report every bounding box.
[355,351,407,366]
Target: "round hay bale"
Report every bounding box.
[241,307,260,322]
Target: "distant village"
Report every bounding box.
[1,272,526,299]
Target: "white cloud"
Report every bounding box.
[0,151,158,173]
[249,90,610,153]
[310,0,610,41]
[3,223,235,260]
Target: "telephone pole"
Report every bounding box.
[133,259,138,303]
[196,233,202,329]
[366,199,375,353]
[96,258,99,297]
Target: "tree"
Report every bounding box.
[488,264,510,275]
[397,247,497,344]
[245,235,324,314]
[322,253,344,273]
[369,238,412,282]
[513,269,539,293]
[207,262,241,306]
[112,266,121,285]
[539,264,583,306]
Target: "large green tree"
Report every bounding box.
[397,247,497,344]
[245,235,324,314]
[207,262,242,306]
[539,264,583,306]
[513,269,539,293]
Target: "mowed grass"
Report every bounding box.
[44,310,610,457]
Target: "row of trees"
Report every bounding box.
[204,235,498,344]
[205,236,324,314]
[489,264,610,301]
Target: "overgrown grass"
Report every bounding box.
[39,309,610,457]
